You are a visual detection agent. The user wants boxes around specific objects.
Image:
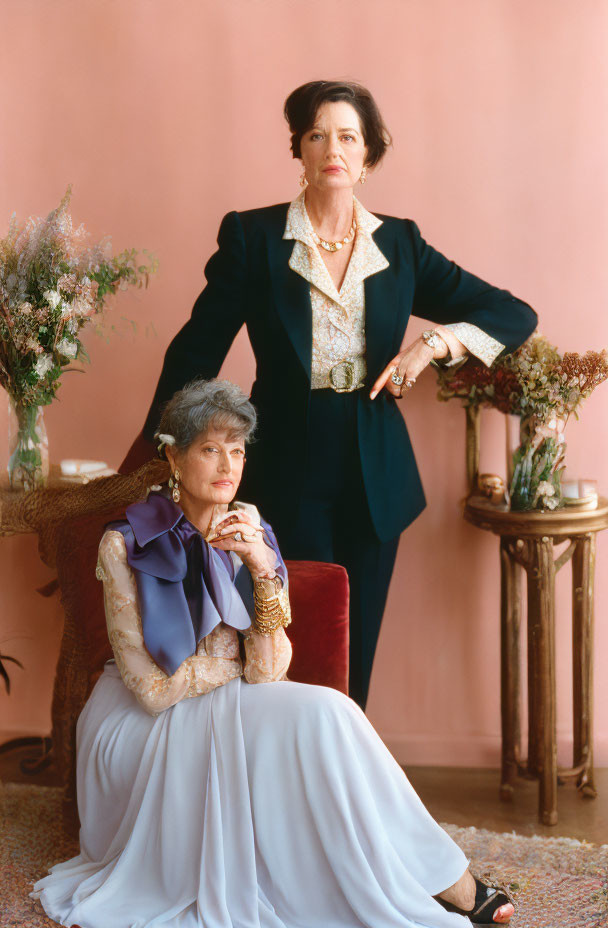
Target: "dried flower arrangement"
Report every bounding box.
[436,336,608,510]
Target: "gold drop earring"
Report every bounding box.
[169,468,181,503]
[299,169,308,188]
[359,166,368,185]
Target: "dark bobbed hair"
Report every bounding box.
[155,378,257,457]
[283,80,392,168]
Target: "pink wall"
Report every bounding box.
[1,0,607,767]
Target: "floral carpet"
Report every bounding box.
[2,783,607,928]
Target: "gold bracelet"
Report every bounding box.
[252,584,292,636]
[253,575,282,598]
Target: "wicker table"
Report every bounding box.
[464,495,608,825]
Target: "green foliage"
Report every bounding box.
[510,436,565,511]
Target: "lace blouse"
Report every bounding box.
[97,529,292,716]
[282,190,505,388]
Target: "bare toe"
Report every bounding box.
[493,902,515,923]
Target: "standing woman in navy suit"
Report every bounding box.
[123,80,537,710]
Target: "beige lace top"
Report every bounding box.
[96,529,292,716]
[282,190,504,387]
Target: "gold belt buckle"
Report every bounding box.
[329,359,364,393]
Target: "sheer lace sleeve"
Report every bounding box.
[97,530,243,715]
[97,531,189,714]
[242,625,292,684]
[445,321,505,367]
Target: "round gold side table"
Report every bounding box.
[464,495,608,825]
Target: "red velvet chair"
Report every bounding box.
[36,468,349,833]
[284,559,349,691]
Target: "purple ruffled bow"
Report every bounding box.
[108,491,286,675]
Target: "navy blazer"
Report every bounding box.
[143,204,537,542]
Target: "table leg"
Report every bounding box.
[527,536,558,825]
[572,533,597,798]
[527,564,541,779]
[500,538,521,801]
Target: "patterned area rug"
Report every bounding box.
[2,783,607,928]
[442,823,608,927]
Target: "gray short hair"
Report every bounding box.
[155,379,257,455]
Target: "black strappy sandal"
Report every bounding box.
[436,878,515,925]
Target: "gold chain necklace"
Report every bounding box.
[311,219,357,252]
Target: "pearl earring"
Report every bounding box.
[360,167,368,185]
[299,169,308,188]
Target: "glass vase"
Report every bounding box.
[7,398,49,491]
[509,415,566,511]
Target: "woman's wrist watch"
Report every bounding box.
[421,329,451,363]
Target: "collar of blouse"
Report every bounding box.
[283,190,389,310]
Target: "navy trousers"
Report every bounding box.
[267,390,400,710]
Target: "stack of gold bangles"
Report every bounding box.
[252,576,292,636]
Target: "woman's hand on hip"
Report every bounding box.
[207,511,275,577]
[370,325,467,400]
[370,337,437,400]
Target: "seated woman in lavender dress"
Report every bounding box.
[32,379,515,928]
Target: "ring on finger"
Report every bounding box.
[234,531,243,542]
[390,368,405,386]
[399,378,416,398]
